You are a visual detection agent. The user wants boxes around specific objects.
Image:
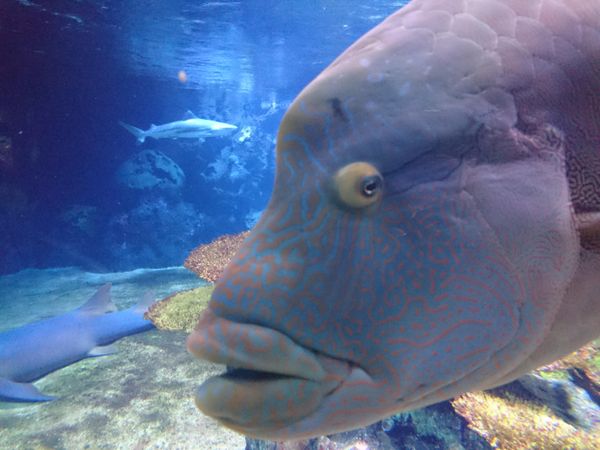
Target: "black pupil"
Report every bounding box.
[361,176,381,197]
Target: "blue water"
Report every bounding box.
[0,0,405,274]
[0,3,406,447]
[1,3,599,449]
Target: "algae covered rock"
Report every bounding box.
[147,232,251,330]
[452,339,600,450]
[117,149,185,190]
[146,285,214,332]
[452,390,600,450]
[517,373,599,429]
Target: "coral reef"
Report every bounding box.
[451,339,600,449]
[516,373,599,429]
[105,196,207,269]
[245,209,263,229]
[116,149,185,190]
[540,340,600,387]
[60,204,98,236]
[452,390,599,450]
[146,285,214,332]
[247,401,490,450]
[184,231,249,282]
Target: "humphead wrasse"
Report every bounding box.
[187,0,600,440]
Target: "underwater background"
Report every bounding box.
[0,0,405,274]
[1,1,599,449]
[0,1,406,448]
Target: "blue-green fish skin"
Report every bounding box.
[187,0,600,440]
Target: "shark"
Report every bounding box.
[0,284,155,402]
[119,111,237,143]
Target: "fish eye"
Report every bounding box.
[361,175,382,197]
[333,162,383,209]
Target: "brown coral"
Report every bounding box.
[184,231,250,283]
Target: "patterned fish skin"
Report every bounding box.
[187,0,600,440]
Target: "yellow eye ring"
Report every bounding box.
[333,162,383,209]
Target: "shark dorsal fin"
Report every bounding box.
[183,110,198,120]
[78,284,117,314]
[132,290,156,315]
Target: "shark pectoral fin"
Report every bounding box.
[87,344,117,357]
[198,137,205,144]
[0,378,55,403]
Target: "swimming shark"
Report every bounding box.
[0,284,155,402]
[119,111,237,143]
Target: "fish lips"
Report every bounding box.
[186,308,354,437]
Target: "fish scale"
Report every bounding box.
[187,0,600,440]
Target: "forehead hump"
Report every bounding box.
[277,2,517,170]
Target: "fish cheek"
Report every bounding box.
[364,178,525,402]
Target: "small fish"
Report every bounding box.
[0,284,155,402]
[186,0,600,441]
[119,111,237,143]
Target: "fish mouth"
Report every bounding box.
[186,308,355,438]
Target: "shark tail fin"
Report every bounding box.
[0,378,55,403]
[119,121,146,143]
[78,284,117,315]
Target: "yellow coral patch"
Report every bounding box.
[452,391,600,450]
[146,285,214,332]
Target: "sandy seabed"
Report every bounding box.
[0,267,245,450]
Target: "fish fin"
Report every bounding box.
[575,212,600,251]
[0,378,55,403]
[198,137,205,144]
[131,291,157,315]
[184,110,198,119]
[119,121,146,143]
[87,344,117,357]
[77,284,117,314]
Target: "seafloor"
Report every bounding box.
[0,267,245,449]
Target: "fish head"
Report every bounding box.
[187,0,591,440]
